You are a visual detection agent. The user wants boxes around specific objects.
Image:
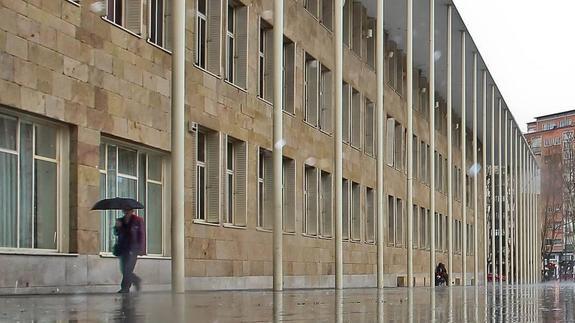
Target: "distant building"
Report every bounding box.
[526,110,575,276]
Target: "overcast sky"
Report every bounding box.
[453,0,575,132]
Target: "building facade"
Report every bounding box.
[526,110,575,278]
[0,0,539,294]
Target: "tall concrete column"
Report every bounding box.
[406,0,414,287]
[509,124,514,285]
[498,99,503,283]
[472,53,478,285]
[334,0,343,290]
[482,70,488,285]
[428,0,436,286]
[170,0,185,294]
[460,31,467,286]
[272,0,284,292]
[516,134,521,284]
[503,109,508,285]
[490,86,496,283]
[528,158,532,283]
[376,0,385,289]
[446,4,454,286]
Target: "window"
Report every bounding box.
[319,65,333,132]
[320,171,333,237]
[395,198,403,247]
[351,182,361,241]
[225,1,248,88]
[106,0,142,34]
[434,213,440,250]
[283,39,296,114]
[224,136,247,226]
[386,117,395,166]
[365,98,375,156]
[343,0,351,46]
[394,121,404,171]
[0,112,67,250]
[366,18,376,69]
[304,0,333,30]
[420,207,427,249]
[387,195,395,245]
[386,42,404,96]
[343,82,351,143]
[99,141,165,255]
[258,148,272,230]
[259,19,273,102]
[283,157,296,233]
[351,1,362,56]
[304,165,319,235]
[413,135,418,180]
[343,179,350,240]
[413,204,418,249]
[195,0,221,73]
[305,54,319,125]
[149,0,172,50]
[420,140,427,184]
[365,187,375,243]
[351,88,361,148]
[193,127,220,223]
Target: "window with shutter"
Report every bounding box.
[206,0,222,74]
[386,117,394,166]
[263,149,274,230]
[412,135,418,179]
[366,18,376,69]
[364,99,374,156]
[366,188,375,243]
[319,65,332,133]
[305,54,319,126]
[304,0,319,18]
[420,207,426,249]
[304,165,318,235]
[412,204,418,248]
[343,0,351,47]
[149,0,166,48]
[283,39,296,114]
[351,1,362,57]
[351,89,361,148]
[351,182,361,241]
[343,179,350,240]
[205,131,221,223]
[227,137,246,226]
[387,195,395,245]
[227,2,248,89]
[320,171,332,237]
[195,0,208,68]
[394,122,402,170]
[282,157,296,233]
[264,24,274,103]
[343,83,351,143]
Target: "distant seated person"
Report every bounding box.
[435,263,448,286]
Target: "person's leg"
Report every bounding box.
[119,254,130,292]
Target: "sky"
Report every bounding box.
[453,0,575,132]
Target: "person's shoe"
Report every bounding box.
[134,278,142,292]
[117,289,130,294]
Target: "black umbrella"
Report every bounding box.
[91,197,144,211]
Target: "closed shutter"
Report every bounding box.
[343,83,350,143]
[125,0,142,34]
[264,28,274,103]
[234,141,247,226]
[207,0,222,74]
[189,128,197,219]
[343,0,351,46]
[394,123,402,169]
[235,6,248,89]
[305,166,318,235]
[320,67,332,133]
[342,179,349,239]
[366,188,375,242]
[351,90,361,148]
[386,118,394,166]
[206,132,221,223]
[352,182,361,241]
[387,195,395,244]
[365,101,374,155]
[283,42,296,114]
[321,172,332,237]
[283,158,296,233]
[263,150,273,230]
[164,0,173,50]
[305,58,318,126]
[352,1,362,56]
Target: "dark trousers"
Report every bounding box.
[119,251,141,291]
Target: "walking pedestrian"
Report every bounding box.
[114,208,146,293]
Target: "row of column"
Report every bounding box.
[260,0,540,291]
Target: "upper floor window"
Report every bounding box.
[305,54,332,133]
[99,141,166,255]
[304,0,333,30]
[225,2,248,88]
[106,0,142,35]
[365,187,375,243]
[0,111,68,251]
[224,135,247,226]
[195,0,221,73]
[149,0,172,50]
[342,82,351,144]
[350,88,361,147]
[364,98,375,156]
[258,19,273,102]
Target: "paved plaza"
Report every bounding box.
[1,283,573,322]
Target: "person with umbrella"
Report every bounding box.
[93,198,146,293]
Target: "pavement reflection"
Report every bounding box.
[2,283,575,322]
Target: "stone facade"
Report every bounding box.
[0,0,484,293]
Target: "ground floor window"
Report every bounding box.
[0,111,67,250]
[99,140,166,255]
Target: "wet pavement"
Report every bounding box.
[1,283,574,322]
